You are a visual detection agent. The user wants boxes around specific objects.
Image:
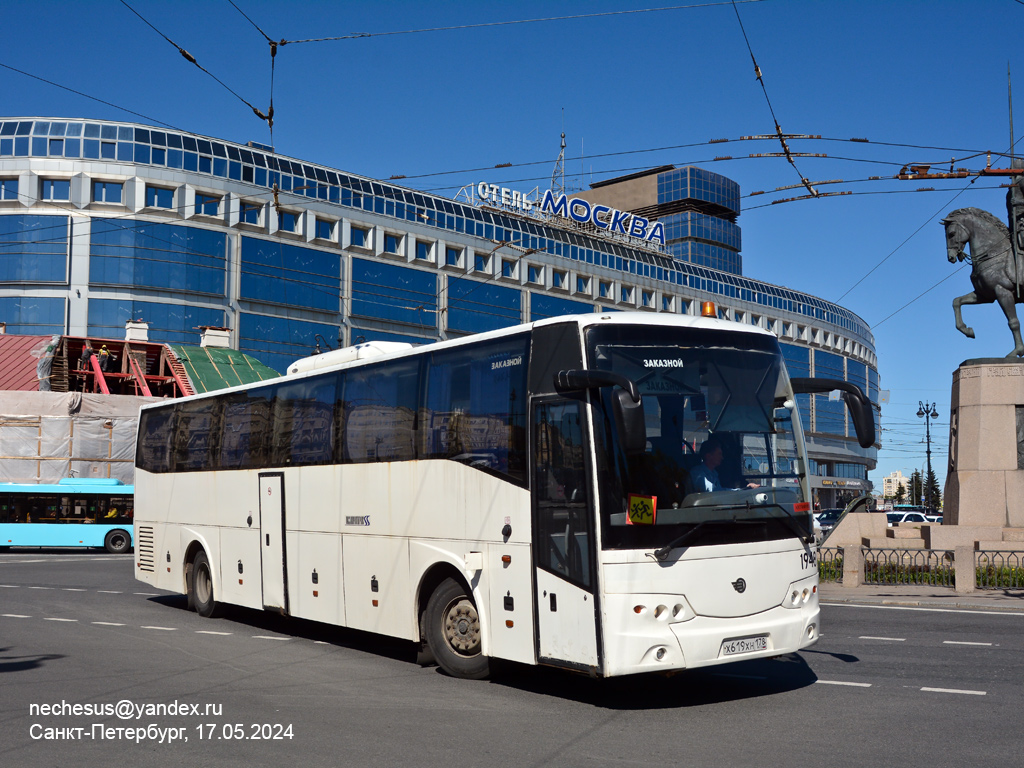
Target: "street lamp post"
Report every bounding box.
[917,400,939,510]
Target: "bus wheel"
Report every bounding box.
[191,551,222,618]
[425,578,490,679]
[103,529,131,555]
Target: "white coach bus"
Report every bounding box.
[134,311,874,679]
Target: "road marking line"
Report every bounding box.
[313,640,329,645]
[92,621,125,626]
[97,590,122,594]
[62,588,87,592]
[133,592,159,596]
[815,680,872,687]
[921,687,986,695]
[943,640,993,646]
[195,630,233,636]
[0,584,19,588]
[252,635,290,641]
[141,626,177,631]
[859,636,905,641]
[825,603,1024,617]
[2,613,31,618]
[44,617,77,622]
[28,586,54,590]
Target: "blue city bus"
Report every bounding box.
[0,478,134,553]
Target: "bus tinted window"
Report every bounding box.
[423,335,529,483]
[272,375,337,466]
[342,358,419,463]
[138,407,175,473]
[172,398,219,472]
[219,387,274,469]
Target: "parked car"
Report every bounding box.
[815,508,844,533]
[886,511,928,527]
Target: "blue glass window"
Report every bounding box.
[240,236,341,312]
[0,178,18,200]
[415,240,431,260]
[351,258,436,329]
[88,299,224,346]
[41,179,70,201]
[90,219,226,296]
[528,265,542,283]
[195,193,220,216]
[446,246,461,266]
[448,280,520,334]
[145,186,174,209]
[350,226,368,248]
[0,296,65,334]
[315,219,334,240]
[48,138,64,156]
[530,293,591,321]
[384,233,401,254]
[278,211,298,233]
[237,202,259,225]
[238,312,339,373]
[92,181,123,204]
[101,141,115,159]
[0,214,68,283]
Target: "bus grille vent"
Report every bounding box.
[137,526,155,573]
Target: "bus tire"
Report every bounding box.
[103,529,131,555]
[191,551,222,618]
[424,577,490,680]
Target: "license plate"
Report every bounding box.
[721,635,768,656]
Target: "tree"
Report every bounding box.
[894,484,906,504]
[925,468,942,510]
[909,470,923,506]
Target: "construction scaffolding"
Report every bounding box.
[0,391,158,485]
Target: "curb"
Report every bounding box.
[820,597,1024,614]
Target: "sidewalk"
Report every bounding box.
[818,582,1024,613]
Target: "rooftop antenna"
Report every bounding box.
[551,130,566,196]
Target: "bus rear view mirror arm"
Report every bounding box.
[554,369,646,454]
[789,377,876,450]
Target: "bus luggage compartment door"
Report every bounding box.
[258,473,289,612]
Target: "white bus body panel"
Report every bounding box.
[134,461,534,660]
[534,569,599,667]
[258,473,286,611]
[599,541,819,677]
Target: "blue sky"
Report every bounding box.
[5,0,1024,494]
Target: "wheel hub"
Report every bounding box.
[443,599,480,655]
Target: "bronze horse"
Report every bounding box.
[943,207,1024,358]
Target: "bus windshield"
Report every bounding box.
[586,324,809,550]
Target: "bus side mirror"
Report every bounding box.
[613,387,647,455]
[790,377,876,449]
[554,369,646,454]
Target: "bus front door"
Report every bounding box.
[258,473,289,613]
[532,399,600,672]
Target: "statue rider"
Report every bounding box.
[1005,155,1024,294]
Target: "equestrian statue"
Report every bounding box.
[944,159,1024,357]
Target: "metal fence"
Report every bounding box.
[976,550,1024,589]
[818,547,843,584]
[862,548,954,587]
[817,546,1024,589]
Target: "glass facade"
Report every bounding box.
[350,258,436,330]
[0,117,879,494]
[89,299,224,345]
[240,236,340,312]
[91,220,226,296]
[0,296,65,334]
[0,215,68,283]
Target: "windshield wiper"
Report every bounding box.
[651,518,760,561]
[653,521,711,561]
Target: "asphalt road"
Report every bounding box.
[1,552,1021,767]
